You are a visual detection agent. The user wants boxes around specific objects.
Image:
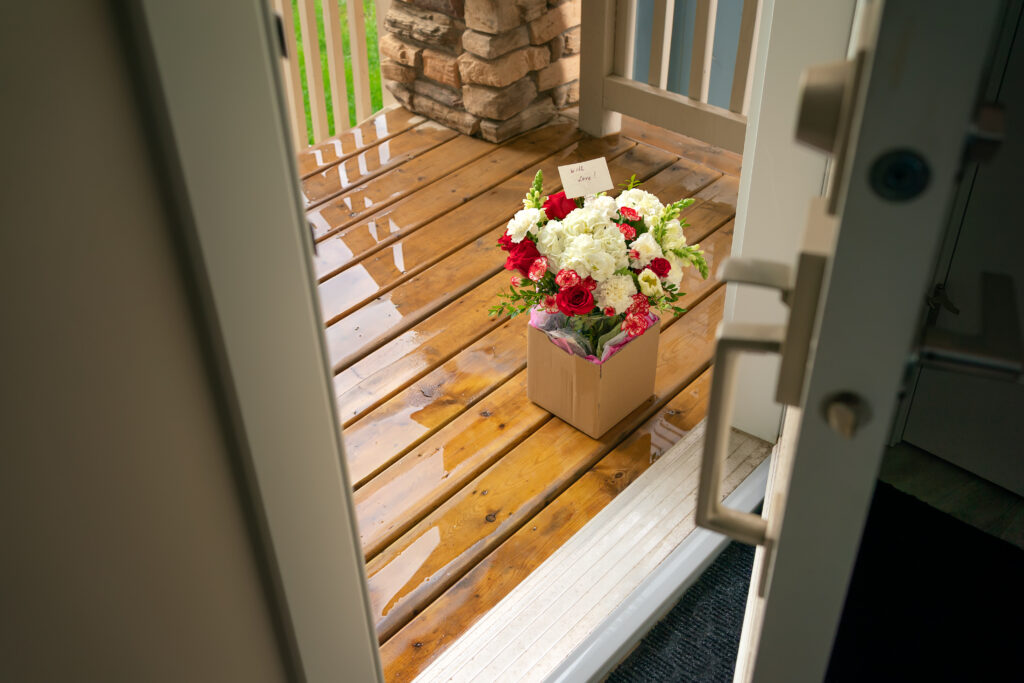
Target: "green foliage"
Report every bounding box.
[618,174,643,190]
[488,271,556,318]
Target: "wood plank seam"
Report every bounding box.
[310,120,584,247]
[303,124,459,211]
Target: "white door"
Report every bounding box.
[696,1,1004,680]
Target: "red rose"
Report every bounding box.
[504,238,541,276]
[603,307,616,317]
[649,257,671,277]
[619,206,640,221]
[555,284,596,316]
[542,191,577,220]
[497,233,514,251]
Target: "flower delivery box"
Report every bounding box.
[527,311,659,439]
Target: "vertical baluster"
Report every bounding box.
[730,0,761,114]
[297,0,329,142]
[347,0,373,121]
[579,0,622,137]
[614,0,637,79]
[647,0,674,89]
[689,0,718,103]
[323,0,352,131]
[377,0,395,106]
[271,0,308,147]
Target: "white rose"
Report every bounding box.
[630,232,663,268]
[595,274,638,314]
[506,207,543,243]
[638,268,664,298]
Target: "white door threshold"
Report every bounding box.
[414,421,772,682]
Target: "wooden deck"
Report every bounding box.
[298,106,742,682]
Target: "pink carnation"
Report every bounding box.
[542,295,559,313]
[528,256,548,282]
[510,275,523,287]
[555,268,581,289]
[619,206,641,222]
[622,313,650,337]
[617,223,637,240]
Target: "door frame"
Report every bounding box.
[120,1,384,680]
[725,0,859,442]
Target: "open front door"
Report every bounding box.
[696,1,1003,680]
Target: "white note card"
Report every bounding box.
[558,157,613,199]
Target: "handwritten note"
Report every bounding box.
[558,157,613,199]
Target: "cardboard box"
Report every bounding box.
[527,322,659,438]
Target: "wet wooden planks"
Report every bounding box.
[302,111,743,681]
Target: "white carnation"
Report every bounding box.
[630,232,663,267]
[561,206,608,238]
[535,219,565,268]
[617,188,665,228]
[561,233,617,282]
[506,207,543,243]
[638,268,664,297]
[595,274,638,314]
[583,194,619,222]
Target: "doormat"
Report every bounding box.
[826,482,1024,682]
[609,483,1024,682]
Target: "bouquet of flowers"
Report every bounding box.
[491,170,709,361]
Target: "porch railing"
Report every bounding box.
[580,0,761,153]
[271,0,394,148]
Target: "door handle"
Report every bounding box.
[697,321,785,546]
[697,200,835,546]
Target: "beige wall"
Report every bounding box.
[0,3,290,681]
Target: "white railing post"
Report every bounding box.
[579,0,622,137]
[689,0,718,103]
[271,0,308,148]
[730,0,762,115]
[323,0,352,131]
[297,0,329,141]
[648,0,674,89]
[347,0,373,121]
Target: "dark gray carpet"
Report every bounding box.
[608,483,1024,682]
[608,541,755,683]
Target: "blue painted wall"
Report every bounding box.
[631,0,746,110]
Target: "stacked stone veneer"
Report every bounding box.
[381,0,581,143]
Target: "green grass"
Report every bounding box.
[291,0,385,145]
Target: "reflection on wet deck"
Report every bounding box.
[303,106,742,682]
